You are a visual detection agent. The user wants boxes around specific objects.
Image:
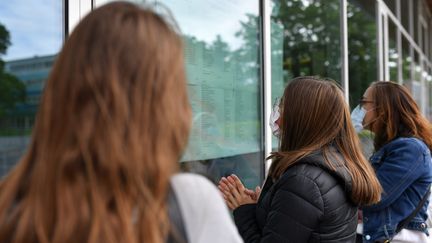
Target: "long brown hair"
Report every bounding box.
[0,2,191,243]
[269,77,381,205]
[369,81,432,150]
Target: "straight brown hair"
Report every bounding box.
[269,77,382,205]
[0,2,191,243]
[370,81,432,151]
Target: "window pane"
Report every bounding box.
[347,0,376,158]
[159,0,263,188]
[401,0,410,33]
[383,0,396,16]
[409,51,422,107]
[388,19,399,82]
[270,0,341,85]
[348,0,377,108]
[414,0,419,45]
[0,0,62,177]
[402,36,412,83]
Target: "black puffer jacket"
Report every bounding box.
[233,151,358,243]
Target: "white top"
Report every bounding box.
[171,173,243,243]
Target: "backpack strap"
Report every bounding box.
[166,186,188,243]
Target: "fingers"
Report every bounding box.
[255,186,261,195]
[222,192,238,210]
[230,174,245,192]
[221,177,241,196]
[218,177,240,210]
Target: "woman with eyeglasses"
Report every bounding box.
[219,77,382,243]
[352,81,432,243]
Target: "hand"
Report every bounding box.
[218,174,261,210]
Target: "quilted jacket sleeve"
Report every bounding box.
[233,173,325,243]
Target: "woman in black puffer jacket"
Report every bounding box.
[219,77,383,243]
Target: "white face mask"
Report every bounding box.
[270,98,281,137]
[351,105,366,133]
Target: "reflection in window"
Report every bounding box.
[0,0,62,177]
[388,20,398,82]
[347,0,376,158]
[401,0,410,33]
[347,0,376,107]
[155,0,263,188]
[402,36,411,83]
[271,0,341,85]
[410,52,422,107]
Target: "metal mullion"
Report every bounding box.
[384,13,390,80]
[261,0,272,176]
[377,1,384,80]
[396,0,402,83]
[340,0,349,102]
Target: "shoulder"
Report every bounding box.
[171,173,222,205]
[385,137,429,154]
[170,173,243,243]
[280,163,339,189]
[372,137,431,167]
[171,173,215,189]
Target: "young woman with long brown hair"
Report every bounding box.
[219,77,382,242]
[0,2,242,243]
[355,81,432,243]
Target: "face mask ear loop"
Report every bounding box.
[270,98,281,138]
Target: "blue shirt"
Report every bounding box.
[362,137,432,242]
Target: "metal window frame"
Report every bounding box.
[66,0,92,36]
[261,0,272,175]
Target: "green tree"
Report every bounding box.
[0,23,26,118]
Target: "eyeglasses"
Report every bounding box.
[359,98,373,108]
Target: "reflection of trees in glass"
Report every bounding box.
[271,0,341,84]
[182,12,261,158]
[347,1,377,108]
[0,23,26,121]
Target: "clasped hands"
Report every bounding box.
[218,174,261,210]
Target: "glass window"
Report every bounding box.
[97,0,264,188]
[383,0,397,17]
[388,19,399,82]
[166,0,264,188]
[0,0,62,177]
[270,0,341,151]
[402,36,412,83]
[413,0,419,45]
[347,0,377,108]
[347,0,376,158]
[409,51,422,106]
[401,0,410,33]
[270,0,341,85]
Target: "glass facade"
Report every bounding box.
[0,0,62,177]
[347,0,377,108]
[97,0,264,188]
[270,0,341,86]
[161,0,264,188]
[1,0,432,182]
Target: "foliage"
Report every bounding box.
[0,23,26,118]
